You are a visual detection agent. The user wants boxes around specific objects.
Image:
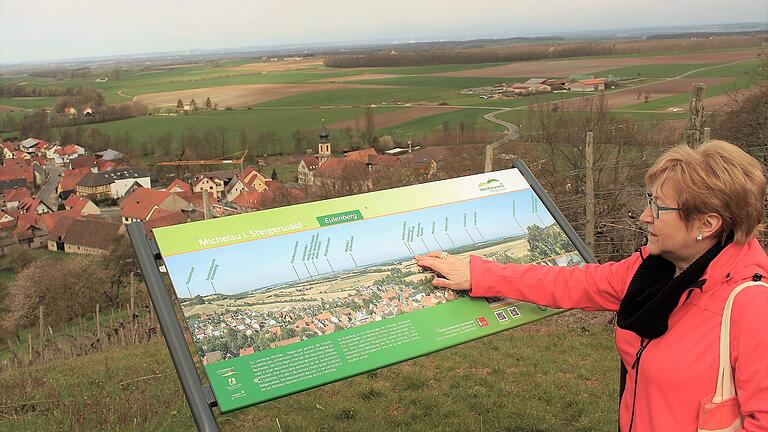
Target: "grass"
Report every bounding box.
[0,311,620,431]
[686,60,763,78]
[55,107,396,156]
[593,63,720,79]
[0,97,56,110]
[622,76,759,111]
[381,108,506,136]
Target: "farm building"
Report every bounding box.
[569,79,606,92]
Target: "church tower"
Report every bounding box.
[317,119,331,164]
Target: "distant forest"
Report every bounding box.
[324,36,762,68]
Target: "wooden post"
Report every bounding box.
[685,84,705,146]
[38,305,44,357]
[484,144,494,173]
[202,190,211,220]
[703,127,711,142]
[585,132,595,251]
[28,333,32,363]
[130,272,136,343]
[96,303,101,340]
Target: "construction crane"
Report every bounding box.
[156,150,248,167]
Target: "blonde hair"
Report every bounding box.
[645,140,766,244]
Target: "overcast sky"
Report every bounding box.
[1,0,766,64]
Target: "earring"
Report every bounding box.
[696,233,703,241]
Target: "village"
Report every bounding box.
[188,268,459,365]
[0,124,442,257]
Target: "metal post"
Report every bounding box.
[127,222,220,432]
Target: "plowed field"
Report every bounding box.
[136,83,395,108]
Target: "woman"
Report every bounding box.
[416,140,768,431]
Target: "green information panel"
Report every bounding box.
[153,168,586,413]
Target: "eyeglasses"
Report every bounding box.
[645,192,683,219]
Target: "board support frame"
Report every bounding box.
[127,222,221,432]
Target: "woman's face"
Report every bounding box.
[639,183,699,265]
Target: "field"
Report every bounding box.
[0,46,763,163]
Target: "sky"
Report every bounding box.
[1,0,766,64]
[163,189,556,297]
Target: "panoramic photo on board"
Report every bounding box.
[0,0,766,429]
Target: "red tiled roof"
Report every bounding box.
[2,187,31,202]
[55,144,79,155]
[0,166,33,183]
[59,167,92,191]
[314,158,369,178]
[143,210,187,231]
[62,219,122,251]
[368,154,400,166]
[120,188,172,220]
[95,159,118,172]
[63,195,95,214]
[70,156,97,170]
[231,190,261,209]
[300,156,320,171]
[14,213,40,235]
[17,197,44,213]
[344,148,377,162]
[576,78,606,85]
[40,209,81,240]
[178,191,215,210]
[163,179,192,194]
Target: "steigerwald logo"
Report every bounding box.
[478,178,505,192]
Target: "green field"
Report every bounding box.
[56,107,397,155]
[686,60,763,78]
[0,97,56,110]
[381,108,506,136]
[623,76,759,111]
[593,63,720,78]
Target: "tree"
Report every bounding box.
[1,255,117,332]
[19,108,51,140]
[189,99,198,111]
[205,97,212,109]
[177,99,184,111]
[271,168,278,180]
[364,105,376,145]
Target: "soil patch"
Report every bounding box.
[310,74,403,83]
[327,106,461,129]
[0,105,25,112]
[136,83,395,108]
[604,78,728,108]
[432,50,761,78]
[227,58,324,72]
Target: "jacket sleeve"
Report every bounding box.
[468,252,643,312]
[731,287,768,431]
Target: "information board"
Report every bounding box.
[153,168,586,413]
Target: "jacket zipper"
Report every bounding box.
[627,338,650,432]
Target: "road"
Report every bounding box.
[34,165,63,210]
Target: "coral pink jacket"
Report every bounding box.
[469,239,768,431]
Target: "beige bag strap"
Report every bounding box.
[713,280,768,403]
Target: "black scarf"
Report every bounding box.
[617,232,733,339]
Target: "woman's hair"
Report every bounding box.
[645,140,766,244]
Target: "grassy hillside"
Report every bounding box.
[0,311,619,431]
